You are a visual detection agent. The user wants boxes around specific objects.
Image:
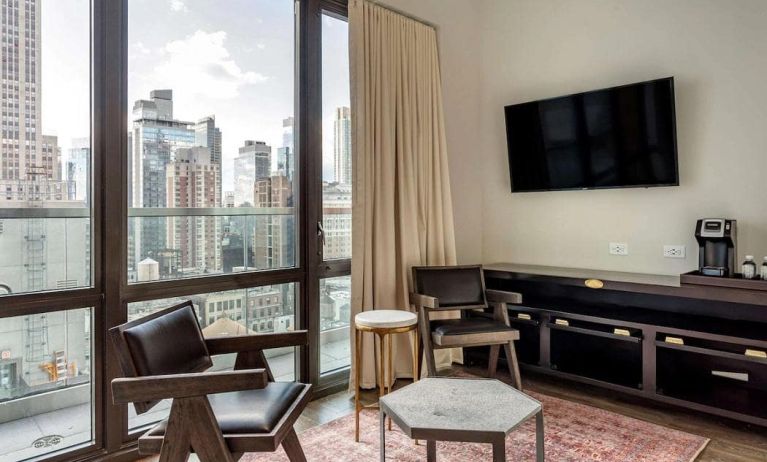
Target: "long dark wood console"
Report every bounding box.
[474,263,767,427]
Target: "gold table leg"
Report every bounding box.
[354,322,420,442]
[354,328,362,442]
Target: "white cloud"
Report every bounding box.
[152,30,268,100]
[256,43,266,50]
[133,42,151,55]
[170,0,188,12]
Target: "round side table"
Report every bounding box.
[353,310,418,442]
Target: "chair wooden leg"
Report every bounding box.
[488,345,500,378]
[503,341,522,389]
[411,329,419,383]
[185,397,235,462]
[418,309,438,377]
[417,328,424,379]
[282,427,307,462]
[159,401,192,462]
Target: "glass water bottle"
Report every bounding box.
[742,255,757,279]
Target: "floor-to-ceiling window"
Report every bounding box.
[0,1,352,460]
[123,0,300,434]
[0,1,95,460]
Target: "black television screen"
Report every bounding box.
[504,77,678,192]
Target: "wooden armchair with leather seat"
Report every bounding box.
[109,301,311,462]
[410,265,523,389]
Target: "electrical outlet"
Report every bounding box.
[663,245,686,258]
[609,242,629,256]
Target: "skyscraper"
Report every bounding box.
[333,107,351,185]
[0,0,67,189]
[233,140,271,206]
[276,116,294,181]
[194,115,222,173]
[129,90,196,274]
[166,147,221,274]
[1,0,40,181]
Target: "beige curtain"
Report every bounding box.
[349,0,459,390]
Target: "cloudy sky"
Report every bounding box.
[41,0,349,192]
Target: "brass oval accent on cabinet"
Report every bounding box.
[585,279,604,289]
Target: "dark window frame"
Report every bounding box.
[0,0,352,460]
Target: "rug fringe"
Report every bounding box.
[688,438,710,462]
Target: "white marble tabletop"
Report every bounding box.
[380,377,541,436]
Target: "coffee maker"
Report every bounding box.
[695,219,737,277]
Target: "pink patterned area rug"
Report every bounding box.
[247,390,709,462]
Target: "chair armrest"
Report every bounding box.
[205,330,309,355]
[111,369,268,404]
[410,292,439,309]
[486,289,523,305]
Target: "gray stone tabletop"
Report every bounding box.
[379,377,541,436]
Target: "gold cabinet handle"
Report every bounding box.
[585,279,604,289]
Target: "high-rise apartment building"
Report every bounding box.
[253,174,294,270]
[333,107,351,185]
[166,147,221,274]
[129,90,196,273]
[322,182,352,259]
[233,140,271,206]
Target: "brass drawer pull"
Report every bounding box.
[665,336,684,345]
[745,349,767,359]
[585,279,604,289]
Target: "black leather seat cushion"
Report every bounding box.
[431,318,515,336]
[148,382,305,436]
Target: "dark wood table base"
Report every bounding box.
[380,409,544,462]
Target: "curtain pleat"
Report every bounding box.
[349,0,458,391]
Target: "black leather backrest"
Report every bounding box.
[122,303,213,377]
[413,265,486,308]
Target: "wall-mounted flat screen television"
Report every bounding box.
[504,77,678,192]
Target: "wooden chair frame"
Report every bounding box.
[410,265,523,389]
[109,301,311,462]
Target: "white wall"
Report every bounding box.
[378,0,484,264]
[478,0,767,275]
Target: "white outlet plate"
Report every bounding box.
[663,245,686,258]
[609,242,628,256]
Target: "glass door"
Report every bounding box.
[317,7,352,382]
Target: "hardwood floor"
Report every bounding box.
[139,367,767,461]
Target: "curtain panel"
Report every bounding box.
[349,0,458,390]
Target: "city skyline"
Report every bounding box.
[0,3,353,460]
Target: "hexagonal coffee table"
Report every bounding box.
[379,377,543,462]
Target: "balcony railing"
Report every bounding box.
[0,206,295,219]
